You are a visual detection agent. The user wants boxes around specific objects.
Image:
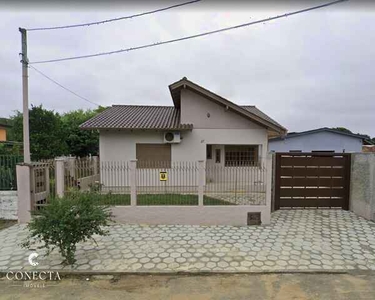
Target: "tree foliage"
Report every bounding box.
[332,127,371,141]
[61,107,105,157]
[8,105,106,160]
[11,105,68,160]
[331,127,353,134]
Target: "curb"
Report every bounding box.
[0,269,361,278]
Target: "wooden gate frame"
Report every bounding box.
[274,152,351,210]
[30,163,50,210]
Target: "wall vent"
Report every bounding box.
[247,212,261,225]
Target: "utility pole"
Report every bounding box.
[19,28,30,163]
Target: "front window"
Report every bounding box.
[136,143,171,168]
[225,145,258,166]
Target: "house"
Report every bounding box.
[269,128,370,153]
[80,77,286,169]
[0,123,10,142]
[363,145,375,153]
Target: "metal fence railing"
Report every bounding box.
[65,157,99,192]
[0,155,23,190]
[136,161,199,206]
[91,160,267,206]
[205,162,267,205]
[26,158,268,208]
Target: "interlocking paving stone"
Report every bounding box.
[1,210,375,272]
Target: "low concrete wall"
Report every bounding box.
[0,191,18,220]
[111,205,271,226]
[78,174,100,191]
[350,153,375,221]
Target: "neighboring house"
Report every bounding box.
[80,77,286,169]
[0,123,10,142]
[363,145,375,153]
[269,128,370,153]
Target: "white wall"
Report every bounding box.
[269,131,363,153]
[99,130,164,162]
[180,89,262,129]
[100,128,268,163]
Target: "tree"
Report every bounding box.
[7,105,107,160]
[61,106,106,157]
[10,105,68,160]
[331,127,353,134]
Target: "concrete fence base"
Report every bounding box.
[111,205,270,226]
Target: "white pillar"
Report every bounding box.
[92,156,99,175]
[65,156,75,179]
[129,160,137,206]
[198,160,205,206]
[263,153,273,225]
[16,164,32,223]
[55,158,65,198]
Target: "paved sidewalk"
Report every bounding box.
[1,210,375,272]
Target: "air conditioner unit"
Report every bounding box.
[164,132,181,143]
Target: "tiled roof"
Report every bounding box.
[79,105,193,130]
[80,104,282,131]
[241,106,284,129]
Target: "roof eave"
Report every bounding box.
[80,126,193,131]
[270,128,369,141]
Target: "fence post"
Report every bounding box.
[16,164,32,223]
[130,160,137,206]
[55,158,65,198]
[92,156,99,175]
[264,153,273,224]
[198,160,205,206]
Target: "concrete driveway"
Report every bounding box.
[1,210,375,272]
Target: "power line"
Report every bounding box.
[26,0,201,31]
[29,0,347,65]
[29,65,100,107]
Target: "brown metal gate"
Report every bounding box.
[275,152,351,210]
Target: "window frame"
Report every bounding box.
[215,148,221,163]
[224,145,259,167]
[206,144,212,159]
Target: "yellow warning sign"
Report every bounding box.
[159,171,168,181]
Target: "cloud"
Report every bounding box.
[0,1,374,136]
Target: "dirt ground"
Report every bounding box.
[1,273,375,300]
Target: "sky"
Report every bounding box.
[0,0,374,136]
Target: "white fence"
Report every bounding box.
[16,154,273,225]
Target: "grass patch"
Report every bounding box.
[89,193,235,206]
[204,196,235,206]
[0,219,17,230]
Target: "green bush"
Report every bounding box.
[22,192,113,265]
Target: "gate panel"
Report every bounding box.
[275,152,351,210]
